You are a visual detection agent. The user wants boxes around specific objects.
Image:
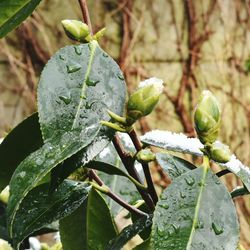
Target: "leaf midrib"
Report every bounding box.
[186,166,208,249]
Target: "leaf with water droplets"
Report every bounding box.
[7,124,100,248]
[0,113,43,192]
[156,153,196,180]
[150,167,239,249]
[107,215,153,250]
[10,180,91,247]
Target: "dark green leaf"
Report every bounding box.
[156,153,196,180]
[107,215,153,250]
[10,180,91,247]
[60,202,88,250]
[150,167,240,249]
[0,0,42,38]
[131,202,151,240]
[7,124,99,246]
[0,113,43,192]
[87,189,117,249]
[38,41,126,140]
[38,42,126,189]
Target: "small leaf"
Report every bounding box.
[150,167,239,249]
[107,215,153,250]
[7,124,99,246]
[156,153,196,180]
[10,180,91,247]
[0,0,42,38]
[60,202,88,250]
[87,189,117,249]
[0,113,43,192]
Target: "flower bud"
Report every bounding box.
[136,149,156,163]
[194,90,221,144]
[0,186,9,204]
[208,141,231,163]
[61,20,90,42]
[0,239,12,250]
[126,77,164,125]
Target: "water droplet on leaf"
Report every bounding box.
[66,63,81,73]
[117,74,124,80]
[59,95,71,105]
[212,222,224,235]
[184,176,195,186]
[86,78,100,86]
[59,55,65,60]
[74,46,82,55]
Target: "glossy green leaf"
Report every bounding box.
[0,0,42,38]
[150,167,240,250]
[87,189,117,249]
[38,41,126,140]
[60,202,87,250]
[0,202,10,242]
[10,180,91,247]
[107,215,153,250]
[38,41,126,189]
[7,124,99,245]
[0,113,43,192]
[156,153,196,180]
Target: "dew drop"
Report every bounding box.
[212,222,224,235]
[117,74,124,80]
[159,203,169,209]
[157,227,165,237]
[180,191,186,198]
[86,78,100,86]
[59,95,71,105]
[74,46,82,55]
[59,55,65,60]
[184,176,195,186]
[66,63,81,73]
[102,52,108,58]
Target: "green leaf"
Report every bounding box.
[10,179,91,247]
[60,202,88,250]
[7,124,99,245]
[38,41,126,140]
[60,188,117,250]
[0,0,42,38]
[38,41,126,189]
[107,215,153,250]
[150,167,240,249]
[156,153,196,180]
[0,113,43,192]
[87,189,117,249]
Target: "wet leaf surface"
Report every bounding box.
[150,167,239,250]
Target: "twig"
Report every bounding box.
[78,0,93,35]
[216,169,231,177]
[112,135,155,211]
[128,129,158,204]
[88,169,147,217]
[231,186,250,199]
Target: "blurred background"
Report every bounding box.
[0,0,250,248]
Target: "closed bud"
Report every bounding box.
[0,239,12,250]
[0,186,9,204]
[136,149,156,163]
[61,20,90,42]
[194,90,221,144]
[208,141,231,163]
[126,77,164,125]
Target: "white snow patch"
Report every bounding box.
[138,77,164,93]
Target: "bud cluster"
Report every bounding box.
[194,90,231,163]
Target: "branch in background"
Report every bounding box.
[78,0,93,35]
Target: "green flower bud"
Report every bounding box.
[136,149,156,163]
[194,90,221,144]
[208,141,231,163]
[126,77,164,125]
[0,186,9,204]
[61,20,90,42]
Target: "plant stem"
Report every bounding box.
[78,0,93,34]
[88,169,147,217]
[128,129,158,204]
[112,135,155,211]
[231,186,250,198]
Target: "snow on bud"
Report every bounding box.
[194,90,221,144]
[208,141,231,163]
[61,20,90,42]
[126,77,164,125]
